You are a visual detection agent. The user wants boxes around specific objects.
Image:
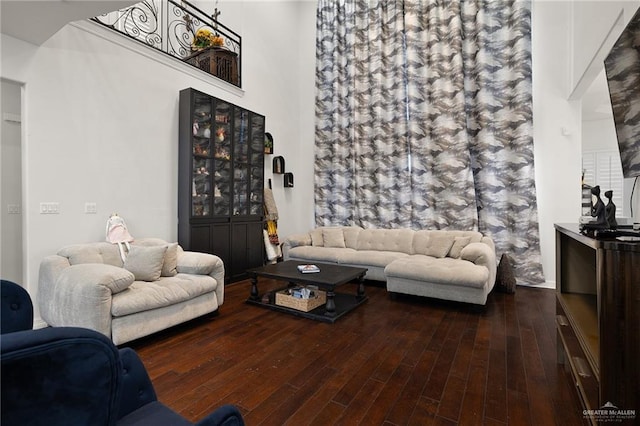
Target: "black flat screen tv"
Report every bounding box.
[604,7,640,178]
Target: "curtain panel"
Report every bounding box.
[314,0,544,284]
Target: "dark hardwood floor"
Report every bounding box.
[127,279,587,425]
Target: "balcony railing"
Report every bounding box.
[92,0,241,87]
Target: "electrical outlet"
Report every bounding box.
[39,202,60,214]
[7,204,21,214]
[84,202,97,214]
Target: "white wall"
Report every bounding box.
[532,1,582,287]
[1,80,24,284]
[0,1,316,318]
[583,118,617,153]
[216,0,318,235]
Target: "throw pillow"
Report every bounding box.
[496,253,516,294]
[322,228,346,248]
[161,243,179,277]
[123,245,167,282]
[423,232,455,258]
[448,236,472,258]
[343,226,362,249]
[310,228,324,247]
[132,239,179,277]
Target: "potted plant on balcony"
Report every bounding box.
[186,27,237,85]
[191,28,224,52]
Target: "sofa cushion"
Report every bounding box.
[56,264,135,294]
[310,228,324,247]
[356,229,415,254]
[322,228,346,248]
[343,226,363,249]
[132,239,179,277]
[287,246,355,263]
[448,236,472,258]
[163,243,179,277]
[385,256,489,289]
[111,274,217,317]
[58,243,123,267]
[339,250,409,268]
[413,231,455,258]
[123,245,167,282]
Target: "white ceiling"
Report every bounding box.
[0,0,138,45]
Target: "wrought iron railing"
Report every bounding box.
[92,0,241,87]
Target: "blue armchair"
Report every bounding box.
[1,327,244,426]
[1,279,34,333]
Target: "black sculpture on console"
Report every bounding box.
[605,190,618,229]
[581,185,608,233]
[591,185,608,226]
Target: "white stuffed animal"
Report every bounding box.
[106,213,134,262]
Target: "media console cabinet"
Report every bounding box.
[555,224,639,423]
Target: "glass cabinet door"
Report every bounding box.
[180,88,266,280]
[213,100,232,216]
[233,108,249,215]
[249,114,265,215]
[191,94,212,217]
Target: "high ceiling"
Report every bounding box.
[0,0,137,45]
[0,0,616,124]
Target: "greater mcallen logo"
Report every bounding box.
[583,402,636,422]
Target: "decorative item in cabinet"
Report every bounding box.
[264,132,273,154]
[273,156,285,174]
[192,157,211,216]
[284,172,294,188]
[193,138,210,156]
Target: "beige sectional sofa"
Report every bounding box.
[38,238,224,345]
[283,227,497,306]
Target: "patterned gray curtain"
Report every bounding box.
[315,0,544,284]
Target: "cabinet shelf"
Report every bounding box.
[557,292,599,371]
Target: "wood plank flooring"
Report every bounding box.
[126,279,587,425]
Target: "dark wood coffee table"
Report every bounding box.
[246,261,368,323]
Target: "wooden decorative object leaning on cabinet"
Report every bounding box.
[555,224,639,425]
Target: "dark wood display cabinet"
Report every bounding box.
[555,224,639,424]
[178,88,265,282]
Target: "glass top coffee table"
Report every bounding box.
[246,260,368,323]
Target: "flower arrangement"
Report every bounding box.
[212,34,224,47]
[192,28,224,51]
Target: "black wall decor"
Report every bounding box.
[273,156,285,174]
[284,172,294,188]
[264,132,274,154]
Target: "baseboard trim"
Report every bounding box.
[517,280,556,290]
